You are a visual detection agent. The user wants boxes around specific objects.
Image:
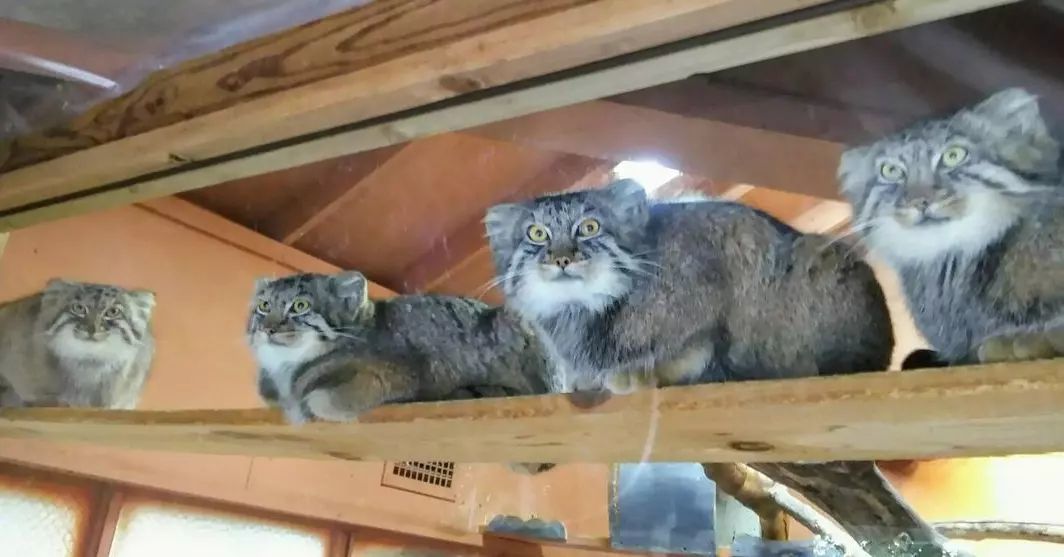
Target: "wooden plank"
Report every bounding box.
[417,155,612,295]
[0,0,1016,231]
[0,0,830,210]
[135,197,397,298]
[1,361,1061,463]
[268,145,409,245]
[469,100,846,198]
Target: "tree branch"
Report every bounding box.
[935,521,1064,544]
[748,467,872,557]
[703,462,788,541]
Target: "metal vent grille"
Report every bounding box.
[380,461,457,501]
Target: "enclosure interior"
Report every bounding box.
[0,1,1063,556]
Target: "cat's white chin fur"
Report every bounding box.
[512,265,630,319]
[252,332,331,400]
[49,329,134,367]
[868,190,1021,265]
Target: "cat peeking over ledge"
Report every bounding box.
[839,88,1063,365]
[485,178,895,392]
[247,271,556,424]
[0,279,156,409]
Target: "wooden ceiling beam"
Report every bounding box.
[0,18,134,89]
[414,155,612,295]
[469,100,847,200]
[0,0,1015,231]
[257,145,410,245]
[1,361,1062,463]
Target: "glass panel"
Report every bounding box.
[0,488,81,557]
[0,470,92,557]
[108,500,329,557]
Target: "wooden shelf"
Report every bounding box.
[2,360,1061,463]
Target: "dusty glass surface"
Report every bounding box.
[0,1,1063,557]
[109,501,329,557]
[0,0,371,139]
[0,488,80,557]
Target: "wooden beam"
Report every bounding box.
[260,145,409,245]
[0,0,831,211]
[0,0,1016,231]
[136,197,397,298]
[415,155,612,294]
[470,100,846,199]
[0,18,134,89]
[788,200,852,234]
[1,360,1061,463]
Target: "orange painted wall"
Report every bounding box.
[2,200,1061,555]
[0,200,609,545]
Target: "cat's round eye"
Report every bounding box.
[290,299,312,315]
[940,145,969,168]
[104,306,123,319]
[576,218,601,238]
[69,303,87,316]
[879,161,906,182]
[526,224,549,244]
[256,300,271,314]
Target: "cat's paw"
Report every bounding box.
[508,462,557,475]
[978,330,1063,363]
[303,389,362,423]
[604,370,655,394]
[565,389,612,409]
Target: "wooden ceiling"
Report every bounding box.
[172,2,1064,301]
[1,2,1061,301]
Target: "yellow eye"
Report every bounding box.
[879,161,905,182]
[70,303,87,316]
[256,300,271,314]
[104,306,123,319]
[291,299,312,314]
[526,224,549,244]
[941,145,969,168]
[577,218,601,238]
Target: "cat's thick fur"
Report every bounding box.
[0,279,155,409]
[839,88,1063,364]
[247,272,556,423]
[485,179,894,391]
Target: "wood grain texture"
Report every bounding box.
[1,360,1061,463]
[0,0,829,210]
[0,0,1015,231]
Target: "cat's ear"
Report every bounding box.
[333,271,367,301]
[45,278,77,293]
[484,203,529,273]
[969,88,1045,132]
[958,88,1059,175]
[253,277,273,290]
[484,203,528,245]
[128,290,156,312]
[602,179,648,225]
[837,145,873,199]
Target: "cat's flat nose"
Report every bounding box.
[552,255,572,268]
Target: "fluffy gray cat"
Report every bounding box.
[484,184,963,553]
[0,279,156,409]
[485,179,894,391]
[839,88,1063,365]
[247,271,556,424]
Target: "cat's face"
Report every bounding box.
[41,280,155,349]
[247,272,366,349]
[839,88,1060,264]
[485,180,650,319]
